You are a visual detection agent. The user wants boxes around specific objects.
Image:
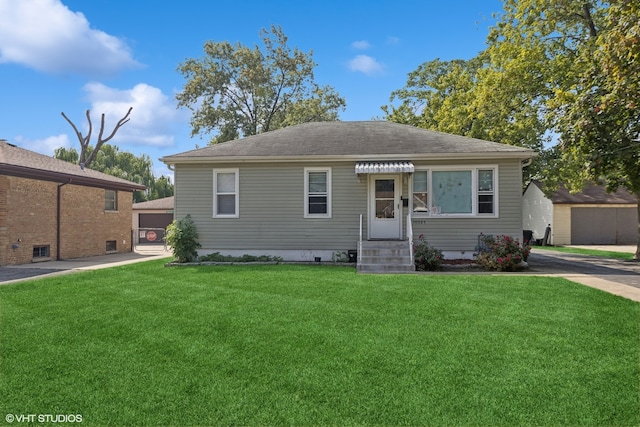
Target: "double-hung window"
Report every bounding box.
[105,190,117,211]
[411,167,497,217]
[304,167,331,218]
[412,170,429,213]
[213,169,239,218]
[477,169,495,214]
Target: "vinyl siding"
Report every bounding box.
[174,158,525,255]
[175,162,367,253]
[553,205,571,245]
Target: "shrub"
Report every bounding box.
[413,234,444,271]
[165,215,201,263]
[198,252,283,263]
[475,234,530,271]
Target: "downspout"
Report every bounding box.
[57,180,71,260]
[635,192,640,260]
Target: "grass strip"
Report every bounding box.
[533,245,636,260]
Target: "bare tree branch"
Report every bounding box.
[61,107,132,168]
[84,107,133,167]
[61,110,93,165]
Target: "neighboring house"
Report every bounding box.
[161,121,535,272]
[0,140,146,266]
[522,180,638,245]
[132,196,174,244]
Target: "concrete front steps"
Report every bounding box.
[357,240,415,273]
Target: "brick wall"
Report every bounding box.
[0,176,12,266]
[59,184,133,259]
[1,176,58,265]
[0,175,134,266]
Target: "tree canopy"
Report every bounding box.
[55,144,173,202]
[383,0,640,257]
[176,25,346,144]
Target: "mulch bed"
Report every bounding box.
[442,259,476,265]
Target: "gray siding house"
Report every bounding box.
[161,121,535,272]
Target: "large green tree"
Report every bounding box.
[176,25,346,144]
[382,56,548,182]
[382,56,547,152]
[384,0,640,258]
[485,0,638,258]
[553,0,640,258]
[55,144,174,203]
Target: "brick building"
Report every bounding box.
[0,140,146,266]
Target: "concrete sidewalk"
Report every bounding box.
[528,245,640,302]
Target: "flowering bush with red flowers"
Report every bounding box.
[475,234,530,271]
[413,234,444,271]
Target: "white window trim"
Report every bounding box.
[411,165,499,218]
[304,167,332,218]
[213,168,239,218]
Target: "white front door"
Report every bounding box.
[369,174,402,239]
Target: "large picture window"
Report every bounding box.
[411,167,497,217]
[432,170,472,214]
[304,167,332,218]
[213,169,239,218]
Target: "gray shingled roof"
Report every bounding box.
[0,141,146,191]
[133,196,174,210]
[161,121,535,163]
[532,180,637,204]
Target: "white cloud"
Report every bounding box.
[386,36,400,45]
[14,134,72,156]
[351,40,371,50]
[75,82,186,148]
[347,54,384,76]
[0,0,141,76]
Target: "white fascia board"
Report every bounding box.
[161,151,536,165]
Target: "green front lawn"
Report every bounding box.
[533,245,637,260]
[1,262,638,426]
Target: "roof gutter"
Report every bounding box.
[0,164,146,192]
[160,151,537,166]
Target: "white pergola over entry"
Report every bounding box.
[355,161,414,174]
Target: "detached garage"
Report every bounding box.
[523,181,638,245]
[132,196,174,244]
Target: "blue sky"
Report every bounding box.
[0,0,504,179]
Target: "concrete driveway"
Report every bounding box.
[0,245,171,285]
[526,246,640,302]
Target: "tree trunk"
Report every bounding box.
[636,193,640,260]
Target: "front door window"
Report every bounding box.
[375,179,395,219]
